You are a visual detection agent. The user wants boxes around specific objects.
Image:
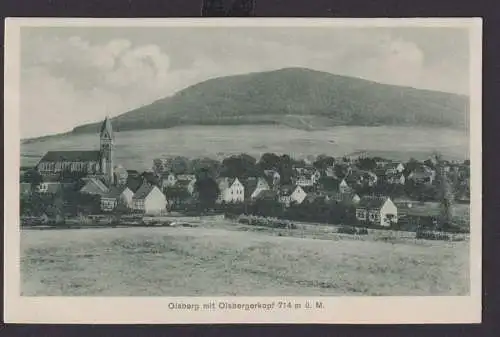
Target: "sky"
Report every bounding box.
[19,25,470,138]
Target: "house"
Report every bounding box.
[114,165,128,186]
[263,170,280,188]
[176,174,196,182]
[339,179,351,193]
[161,172,178,189]
[100,186,134,212]
[126,176,144,194]
[278,185,307,206]
[127,170,140,178]
[346,170,378,187]
[131,183,167,214]
[175,179,196,195]
[292,172,315,187]
[324,191,361,205]
[20,182,32,196]
[35,175,74,194]
[387,173,406,185]
[243,177,270,201]
[385,162,405,175]
[324,166,337,178]
[216,177,245,203]
[79,177,109,195]
[408,165,436,184]
[355,196,398,227]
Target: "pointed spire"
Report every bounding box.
[100,116,114,139]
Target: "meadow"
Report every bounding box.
[21,221,470,296]
[21,125,469,171]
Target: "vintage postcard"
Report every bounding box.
[4,18,482,324]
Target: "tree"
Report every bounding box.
[221,153,260,178]
[191,157,221,179]
[313,154,335,170]
[23,169,43,192]
[434,153,454,231]
[357,157,377,171]
[170,156,191,174]
[258,152,281,171]
[194,173,220,213]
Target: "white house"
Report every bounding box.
[216,177,245,203]
[279,185,307,206]
[355,196,398,227]
[387,173,406,185]
[244,177,270,200]
[100,186,134,212]
[339,179,351,193]
[385,162,405,175]
[132,183,167,214]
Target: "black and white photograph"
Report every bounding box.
[4,18,481,324]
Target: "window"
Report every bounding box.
[356,209,366,220]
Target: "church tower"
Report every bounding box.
[99,117,115,185]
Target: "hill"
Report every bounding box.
[71,67,469,134]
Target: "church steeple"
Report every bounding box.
[100,116,114,140]
[100,116,115,185]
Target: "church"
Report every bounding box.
[36,117,116,185]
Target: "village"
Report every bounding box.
[19,118,471,235]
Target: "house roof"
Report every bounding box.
[242,178,259,199]
[280,184,300,196]
[102,185,128,199]
[80,177,109,195]
[126,177,144,193]
[39,150,101,163]
[132,183,156,200]
[216,177,237,191]
[175,180,193,188]
[255,190,278,200]
[357,196,389,209]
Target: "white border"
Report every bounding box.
[4,17,482,324]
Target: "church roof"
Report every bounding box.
[39,150,101,163]
[100,117,114,139]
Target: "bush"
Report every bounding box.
[357,228,369,235]
[337,225,357,235]
[416,229,450,241]
[237,215,297,229]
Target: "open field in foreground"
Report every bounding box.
[21,222,469,296]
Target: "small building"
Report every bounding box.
[355,196,398,227]
[408,165,436,184]
[161,172,178,189]
[324,191,361,205]
[263,170,281,188]
[243,177,270,201]
[278,185,307,207]
[339,179,351,194]
[216,177,245,204]
[387,173,406,185]
[385,162,405,175]
[100,186,134,212]
[114,165,128,186]
[131,183,167,214]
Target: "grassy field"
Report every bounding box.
[21,221,470,296]
[21,125,469,170]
